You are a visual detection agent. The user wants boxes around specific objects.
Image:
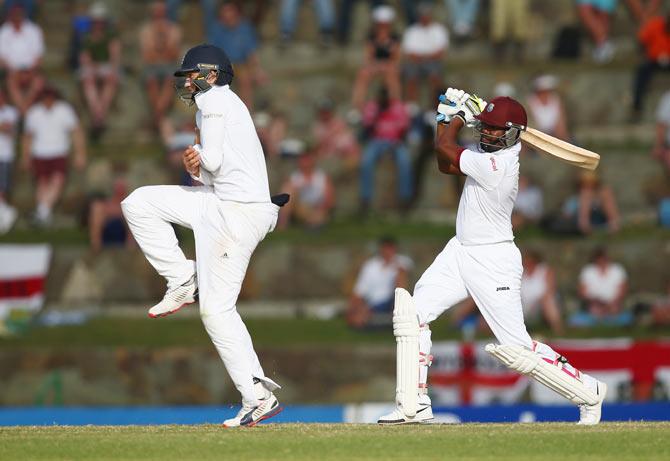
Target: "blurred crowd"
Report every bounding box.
[0,0,667,333]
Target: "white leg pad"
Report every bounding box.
[393,288,420,418]
[485,343,599,406]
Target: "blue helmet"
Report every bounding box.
[174,44,234,103]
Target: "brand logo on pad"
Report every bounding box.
[496,286,509,291]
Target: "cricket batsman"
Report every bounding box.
[379,88,607,425]
[121,44,286,427]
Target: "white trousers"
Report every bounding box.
[415,237,532,348]
[121,185,279,407]
[414,237,597,395]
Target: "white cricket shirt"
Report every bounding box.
[402,22,449,56]
[193,85,270,203]
[0,20,44,70]
[25,101,78,159]
[456,143,521,245]
[0,104,19,161]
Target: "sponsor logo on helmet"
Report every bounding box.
[487,103,495,112]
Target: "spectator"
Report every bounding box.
[445,0,481,41]
[254,108,288,158]
[89,176,131,253]
[648,279,670,326]
[572,247,631,326]
[578,0,661,64]
[160,116,197,186]
[359,86,412,214]
[278,149,335,230]
[204,0,264,109]
[139,1,183,128]
[520,249,564,334]
[79,2,121,138]
[337,0,383,45]
[489,0,529,62]
[0,89,19,234]
[21,86,86,227]
[312,97,360,170]
[0,4,45,116]
[549,171,620,235]
[526,75,570,141]
[632,12,670,117]
[652,89,670,174]
[512,174,544,230]
[1,0,39,21]
[401,2,448,106]
[66,1,93,71]
[279,0,335,47]
[346,236,412,329]
[351,5,401,110]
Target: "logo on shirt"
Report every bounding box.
[203,113,224,119]
[489,156,498,171]
[486,103,495,112]
[496,286,510,292]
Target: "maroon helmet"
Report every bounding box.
[475,96,527,129]
[473,96,527,151]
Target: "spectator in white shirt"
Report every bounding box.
[21,86,87,226]
[347,236,413,329]
[0,4,45,115]
[278,149,335,230]
[401,2,448,105]
[526,75,570,141]
[652,90,670,175]
[512,174,543,230]
[0,88,19,234]
[520,249,563,334]
[573,247,631,327]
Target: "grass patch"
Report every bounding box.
[1,422,668,461]
[1,316,668,349]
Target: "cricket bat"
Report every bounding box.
[520,127,600,171]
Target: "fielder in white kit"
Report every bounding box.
[379,88,607,425]
[121,44,287,427]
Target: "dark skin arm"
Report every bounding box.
[435,116,466,176]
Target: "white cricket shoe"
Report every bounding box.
[223,379,283,428]
[148,275,197,318]
[378,394,434,425]
[577,381,607,425]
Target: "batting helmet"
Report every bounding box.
[475,96,527,130]
[174,44,234,104]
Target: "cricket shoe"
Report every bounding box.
[378,394,434,425]
[223,377,283,428]
[148,275,197,318]
[577,381,607,426]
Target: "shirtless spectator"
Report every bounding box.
[312,98,360,171]
[89,176,132,253]
[0,4,45,115]
[652,90,670,174]
[139,1,182,127]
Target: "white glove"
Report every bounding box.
[436,87,487,127]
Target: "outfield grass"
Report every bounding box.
[1,422,668,461]
[2,316,668,348]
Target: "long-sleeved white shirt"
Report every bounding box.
[192,84,270,203]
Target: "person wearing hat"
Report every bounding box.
[379,88,607,425]
[351,5,401,110]
[21,85,86,226]
[79,1,121,138]
[526,74,570,141]
[121,44,287,427]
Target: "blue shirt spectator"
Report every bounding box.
[203,0,258,64]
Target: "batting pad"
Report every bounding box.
[485,343,599,406]
[393,288,420,418]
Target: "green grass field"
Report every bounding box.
[1,423,669,461]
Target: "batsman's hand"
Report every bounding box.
[182,145,201,176]
[437,88,487,127]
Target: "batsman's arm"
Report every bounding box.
[435,116,465,176]
[194,108,225,173]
